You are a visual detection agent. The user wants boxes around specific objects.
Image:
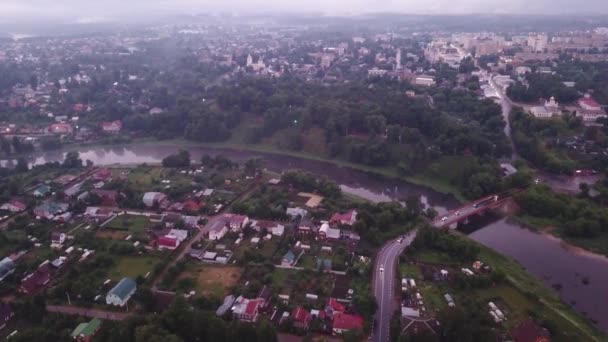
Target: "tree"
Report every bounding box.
[256,319,278,342]
[62,151,82,168]
[15,157,29,173]
[162,150,191,168]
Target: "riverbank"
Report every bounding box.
[475,240,606,341]
[146,139,468,200]
[511,215,608,258]
[47,138,468,202]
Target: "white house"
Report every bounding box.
[209,222,228,241]
[272,224,285,236]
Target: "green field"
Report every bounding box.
[105,215,150,233]
[106,255,162,280]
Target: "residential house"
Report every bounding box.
[157,236,180,250]
[168,229,188,242]
[48,123,73,134]
[84,207,114,221]
[32,184,51,197]
[51,232,66,245]
[318,223,341,241]
[257,285,273,311]
[92,168,112,182]
[297,219,316,235]
[0,257,16,281]
[0,302,13,331]
[209,219,229,240]
[252,220,284,236]
[332,313,364,335]
[286,207,308,219]
[326,298,346,317]
[71,318,102,342]
[216,295,236,316]
[20,262,51,294]
[106,277,137,307]
[33,202,69,219]
[101,120,122,133]
[232,296,261,322]
[0,199,26,212]
[282,251,296,267]
[63,182,83,198]
[579,95,602,111]
[577,95,606,123]
[142,192,167,207]
[228,214,249,232]
[291,306,312,330]
[330,210,358,226]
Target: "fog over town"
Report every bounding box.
[0,1,608,342]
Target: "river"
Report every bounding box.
[3,144,608,331]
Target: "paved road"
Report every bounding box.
[373,231,417,342]
[47,304,132,321]
[432,194,498,228]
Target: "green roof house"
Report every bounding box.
[71,318,101,341]
[32,184,51,198]
[105,277,136,307]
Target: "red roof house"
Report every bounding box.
[181,199,201,213]
[73,103,85,112]
[578,96,602,111]
[0,199,27,212]
[157,236,179,250]
[326,298,346,316]
[291,306,312,330]
[48,123,73,134]
[228,214,249,231]
[330,210,358,226]
[92,168,112,182]
[510,319,551,342]
[332,313,364,335]
[20,263,51,294]
[101,120,122,133]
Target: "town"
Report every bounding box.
[0,9,608,342]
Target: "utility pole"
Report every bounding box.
[66,292,71,305]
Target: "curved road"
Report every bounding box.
[373,231,417,342]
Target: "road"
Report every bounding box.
[373,231,417,342]
[432,194,498,228]
[489,74,516,161]
[46,304,132,321]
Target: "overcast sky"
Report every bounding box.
[0,0,607,22]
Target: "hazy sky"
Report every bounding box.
[0,0,607,21]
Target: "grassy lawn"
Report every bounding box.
[400,263,422,279]
[107,255,162,281]
[416,250,459,265]
[105,215,150,233]
[177,265,242,298]
[270,268,292,291]
[419,282,446,313]
[298,254,316,270]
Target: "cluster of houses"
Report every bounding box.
[279,298,365,335]
[217,288,364,336]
